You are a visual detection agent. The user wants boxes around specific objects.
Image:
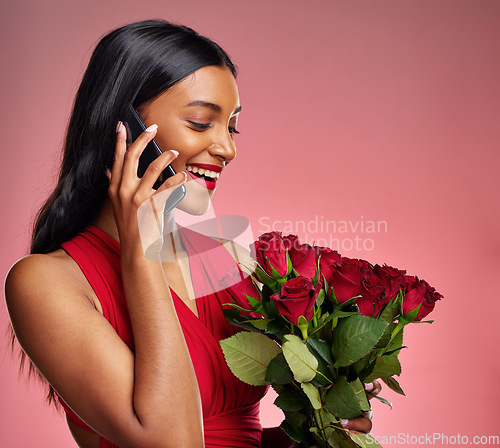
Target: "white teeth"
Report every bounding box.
[186,165,220,180]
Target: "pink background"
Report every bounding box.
[1,0,499,446]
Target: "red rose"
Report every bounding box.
[402,276,443,320]
[282,234,301,250]
[222,268,260,302]
[270,276,323,324]
[328,257,372,304]
[373,264,408,299]
[357,268,389,317]
[286,241,317,278]
[315,246,341,284]
[251,231,288,277]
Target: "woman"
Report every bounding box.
[5,20,377,447]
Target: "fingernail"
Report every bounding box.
[182,171,188,182]
[145,124,158,133]
[170,150,179,156]
[116,121,123,133]
[364,382,375,393]
[341,419,349,428]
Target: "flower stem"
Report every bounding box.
[314,409,327,444]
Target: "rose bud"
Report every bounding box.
[250,231,288,277]
[270,276,323,324]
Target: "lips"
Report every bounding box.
[185,163,223,191]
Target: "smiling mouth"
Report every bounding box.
[186,165,220,181]
[185,164,221,190]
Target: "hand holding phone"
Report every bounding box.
[124,106,186,212]
[125,106,176,190]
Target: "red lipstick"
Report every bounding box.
[186,163,223,173]
[185,163,223,191]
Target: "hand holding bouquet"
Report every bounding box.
[220,231,442,448]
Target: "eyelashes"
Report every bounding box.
[188,121,211,130]
[187,121,240,136]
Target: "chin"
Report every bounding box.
[175,180,214,215]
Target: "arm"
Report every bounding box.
[6,124,200,448]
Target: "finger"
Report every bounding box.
[121,123,158,182]
[341,416,372,434]
[137,149,182,194]
[109,121,127,186]
[155,170,187,194]
[364,380,382,399]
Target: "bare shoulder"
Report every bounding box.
[5,250,98,321]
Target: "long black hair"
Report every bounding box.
[17,19,236,403]
[31,19,237,254]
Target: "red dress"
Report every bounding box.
[58,225,268,448]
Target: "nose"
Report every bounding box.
[207,132,236,164]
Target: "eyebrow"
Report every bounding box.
[185,100,242,115]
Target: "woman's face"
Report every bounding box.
[137,65,240,215]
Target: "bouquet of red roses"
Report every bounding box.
[219,231,442,448]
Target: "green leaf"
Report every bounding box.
[282,334,319,382]
[264,318,288,341]
[279,420,311,445]
[401,302,422,322]
[328,428,359,448]
[219,332,282,386]
[265,353,294,384]
[363,353,402,383]
[331,309,360,319]
[372,394,393,408]
[339,295,361,309]
[332,315,388,367]
[255,266,278,289]
[244,293,261,310]
[283,410,308,429]
[225,303,254,313]
[315,287,325,308]
[222,309,263,332]
[350,433,383,448]
[349,378,371,411]
[375,301,394,348]
[386,325,404,352]
[305,338,334,366]
[245,318,273,331]
[325,376,362,419]
[267,256,286,280]
[311,359,333,388]
[286,249,293,276]
[266,300,280,318]
[309,310,356,338]
[383,376,406,396]
[274,388,310,412]
[301,382,322,409]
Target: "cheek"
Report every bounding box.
[154,124,207,167]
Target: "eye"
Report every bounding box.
[228,126,240,137]
[187,121,211,131]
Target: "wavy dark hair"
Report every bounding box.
[15,19,237,402]
[32,19,236,254]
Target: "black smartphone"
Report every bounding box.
[124,106,186,213]
[125,106,175,189]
